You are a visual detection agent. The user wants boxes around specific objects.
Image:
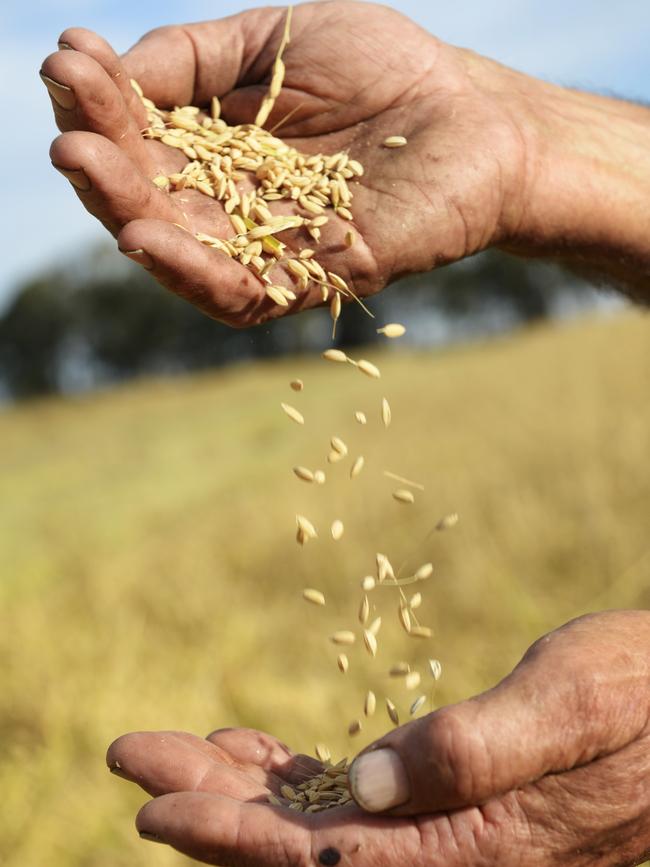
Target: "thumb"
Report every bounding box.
[120,9,284,109]
[348,610,650,815]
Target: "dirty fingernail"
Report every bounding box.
[109,762,129,780]
[57,41,74,51]
[349,748,410,812]
[39,72,76,109]
[52,165,91,191]
[139,831,164,844]
[120,249,155,271]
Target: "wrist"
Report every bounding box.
[499,73,650,295]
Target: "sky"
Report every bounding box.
[3,0,650,307]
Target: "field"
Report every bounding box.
[1,311,649,866]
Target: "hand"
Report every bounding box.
[41,2,538,326]
[107,611,650,866]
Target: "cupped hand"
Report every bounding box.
[107,611,650,866]
[41,2,532,326]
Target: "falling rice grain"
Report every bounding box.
[376,553,395,583]
[361,576,376,591]
[389,662,411,677]
[368,616,382,637]
[357,359,381,379]
[296,514,317,545]
[437,513,459,530]
[281,402,305,425]
[331,520,344,541]
[358,595,370,625]
[410,695,427,716]
[322,349,348,363]
[348,719,362,736]
[363,629,378,657]
[405,671,421,690]
[293,466,314,482]
[331,631,356,646]
[381,398,392,428]
[350,456,365,479]
[398,604,412,634]
[377,323,406,338]
[364,691,376,717]
[355,411,367,425]
[314,470,326,485]
[393,488,415,504]
[290,379,304,391]
[409,626,433,639]
[330,292,341,337]
[386,698,400,726]
[302,588,325,606]
[415,562,434,581]
[410,592,422,609]
[428,659,442,681]
[337,653,349,673]
[345,230,355,247]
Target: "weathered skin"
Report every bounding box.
[107,612,650,866]
[41,2,650,326]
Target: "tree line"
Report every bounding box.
[0,244,597,401]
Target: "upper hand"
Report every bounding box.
[41,2,532,326]
[107,610,650,866]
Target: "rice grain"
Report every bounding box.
[331,631,356,646]
[293,466,314,482]
[383,136,408,148]
[393,489,415,504]
[350,456,365,479]
[281,402,305,425]
[302,588,326,606]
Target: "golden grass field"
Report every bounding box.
[1,310,649,866]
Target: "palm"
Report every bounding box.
[108,722,650,866]
[108,727,489,866]
[44,2,524,324]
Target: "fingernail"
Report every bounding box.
[52,165,91,191]
[349,748,410,812]
[139,831,164,844]
[57,41,74,50]
[39,72,76,109]
[120,249,155,271]
[109,762,129,780]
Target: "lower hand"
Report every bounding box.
[107,610,650,866]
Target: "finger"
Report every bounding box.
[49,131,180,235]
[137,792,311,866]
[106,731,269,799]
[348,610,650,815]
[56,27,147,125]
[136,791,432,867]
[121,9,284,109]
[206,728,324,784]
[117,218,305,326]
[40,50,153,171]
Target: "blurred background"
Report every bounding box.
[1,0,650,864]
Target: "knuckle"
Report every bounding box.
[141,23,186,44]
[423,706,491,805]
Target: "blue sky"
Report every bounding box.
[3,0,650,306]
